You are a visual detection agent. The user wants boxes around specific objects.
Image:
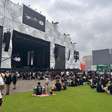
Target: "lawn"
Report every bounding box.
[2,86,112,112]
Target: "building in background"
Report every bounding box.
[0,0,79,69]
[92,49,112,72]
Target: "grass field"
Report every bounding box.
[2,86,112,112]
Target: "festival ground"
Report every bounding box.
[2,85,112,112]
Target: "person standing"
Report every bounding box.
[0,73,5,107]
[4,72,12,95]
[12,72,17,89]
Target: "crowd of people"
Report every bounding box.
[32,71,112,96]
[88,72,112,94]
[0,71,17,106]
[0,70,112,106]
[32,70,87,96]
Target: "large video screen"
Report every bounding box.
[23,5,46,32]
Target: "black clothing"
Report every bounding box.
[0,98,2,106]
[4,75,12,85]
[96,83,105,92]
[36,85,42,95]
[55,83,61,91]
[12,75,17,85]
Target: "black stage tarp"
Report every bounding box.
[11,30,50,69]
[54,44,65,69]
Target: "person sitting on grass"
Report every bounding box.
[90,78,97,89]
[36,82,42,95]
[96,79,105,93]
[33,81,54,96]
[107,81,112,95]
[61,79,67,90]
[55,79,62,91]
[71,77,75,87]
[44,79,55,95]
[44,82,50,95]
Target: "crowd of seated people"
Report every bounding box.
[32,71,88,96]
[0,70,112,99]
[1,69,112,108]
[33,78,67,96]
[88,72,112,95]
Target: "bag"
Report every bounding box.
[0,98,3,106]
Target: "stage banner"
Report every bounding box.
[23,5,46,32]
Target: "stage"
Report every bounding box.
[11,30,50,69]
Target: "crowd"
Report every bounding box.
[0,70,112,106]
[88,72,112,94]
[0,71,17,106]
[32,71,87,96]
[32,71,112,96]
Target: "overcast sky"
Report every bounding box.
[11,0,112,58]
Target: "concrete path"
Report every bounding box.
[3,80,45,94]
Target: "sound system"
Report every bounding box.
[3,31,11,52]
[55,44,65,69]
[74,50,79,62]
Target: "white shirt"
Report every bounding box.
[0,76,4,99]
[0,77,4,86]
[0,91,2,99]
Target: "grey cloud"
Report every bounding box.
[84,0,112,7]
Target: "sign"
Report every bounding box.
[23,5,46,32]
[97,65,111,72]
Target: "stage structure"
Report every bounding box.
[0,0,79,69]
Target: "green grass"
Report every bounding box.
[2,86,112,112]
